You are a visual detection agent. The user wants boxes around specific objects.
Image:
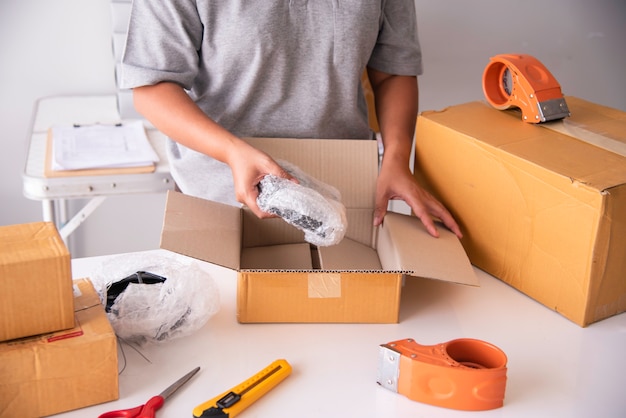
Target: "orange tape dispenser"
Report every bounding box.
[482,53,570,123]
[377,338,508,411]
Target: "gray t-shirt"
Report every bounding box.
[121,0,422,205]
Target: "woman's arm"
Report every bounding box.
[367,68,462,238]
[133,82,292,217]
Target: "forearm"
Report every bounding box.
[366,68,461,238]
[132,82,242,164]
[133,81,293,215]
[366,68,418,168]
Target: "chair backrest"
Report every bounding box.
[110,0,141,119]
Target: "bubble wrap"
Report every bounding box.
[90,252,220,345]
[257,160,347,247]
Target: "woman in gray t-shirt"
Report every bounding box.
[121,0,461,239]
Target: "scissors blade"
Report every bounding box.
[159,366,201,401]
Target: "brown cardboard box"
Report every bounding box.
[161,137,478,323]
[0,278,118,418]
[0,222,74,341]
[414,97,626,327]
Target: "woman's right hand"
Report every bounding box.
[225,139,296,218]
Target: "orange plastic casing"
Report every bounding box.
[377,338,508,411]
[482,53,569,123]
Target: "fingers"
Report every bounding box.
[411,197,463,239]
[415,211,440,238]
[240,182,266,218]
[373,205,387,227]
[376,181,463,239]
[437,209,463,239]
[235,153,295,218]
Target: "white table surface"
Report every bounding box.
[58,249,626,418]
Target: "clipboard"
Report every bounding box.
[44,124,157,178]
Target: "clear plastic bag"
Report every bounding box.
[257,160,347,247]
[90,252,220,344]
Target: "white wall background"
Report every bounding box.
[1,0,625,258]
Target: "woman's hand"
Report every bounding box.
[366,68,462,239]
[374,154,462,239]
[225,140,295,217]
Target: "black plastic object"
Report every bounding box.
[105,271,167,313]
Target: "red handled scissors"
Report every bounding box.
[99,366,200,418]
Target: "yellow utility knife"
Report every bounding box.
[193,359,292,417]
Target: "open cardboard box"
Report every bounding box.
[161,137,478,323]
[414,97,626,326]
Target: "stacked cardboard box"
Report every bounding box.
[0,222,118,417]
[0,222,74,341]
[0,279,118,417]
[414,97,626,326]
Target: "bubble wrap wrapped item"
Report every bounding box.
[257,160,347,247]
[90,252,220,345]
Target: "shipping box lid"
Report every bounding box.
[161,137,479,287]
[420,97,626,191]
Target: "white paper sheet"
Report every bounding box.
[51,121,159,170]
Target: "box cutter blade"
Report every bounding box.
[193,359,291,417]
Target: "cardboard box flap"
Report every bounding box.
[241,243,313,270]
[318,238,382,270]
[160,191,242,270]
[421,100,626,191]
[377,212,479,286]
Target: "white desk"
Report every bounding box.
[22,95,175,241]
[57,249,626,418]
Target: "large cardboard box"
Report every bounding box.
[414,97,626,327]
[161,137,478,323]
[0,222,74,341]
[0,278,118,418]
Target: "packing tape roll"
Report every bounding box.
[377,338,508,411]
